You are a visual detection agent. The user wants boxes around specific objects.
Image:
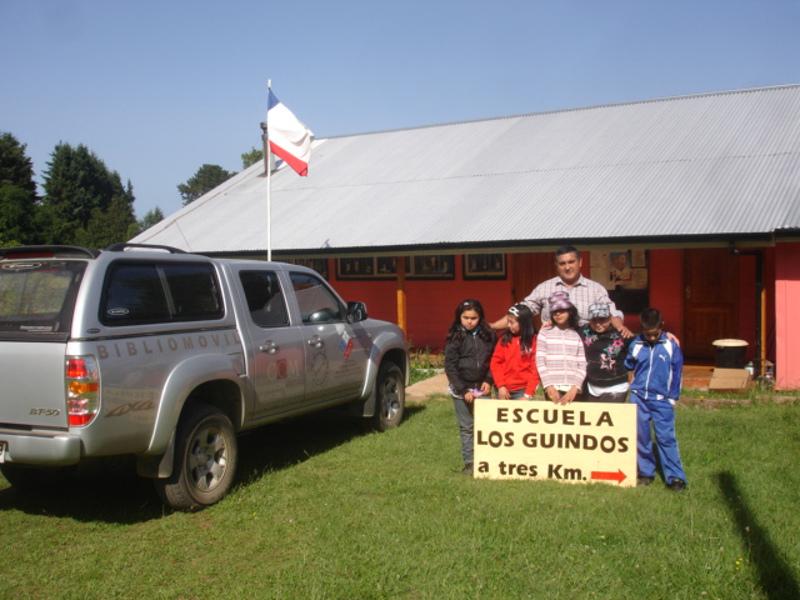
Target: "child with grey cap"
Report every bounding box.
[578,302,632,402]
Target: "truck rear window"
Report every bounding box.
[0,260,86,337]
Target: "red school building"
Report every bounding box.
[133,85,800,388]
[299,242,794,375]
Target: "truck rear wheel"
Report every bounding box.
[373,363,405,431]
[155,403,238,511]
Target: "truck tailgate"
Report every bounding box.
[0,342,68,428]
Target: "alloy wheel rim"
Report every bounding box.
[382,375,401,420]
[188,425,228,491]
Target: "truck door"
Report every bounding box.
[236,269,305,420]
[287,271,368,407]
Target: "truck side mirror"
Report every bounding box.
[347,301,368,323]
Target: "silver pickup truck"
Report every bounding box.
[0,244,407,510]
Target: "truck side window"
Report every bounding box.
[164,263,223,321]
[289,272,344,324]
[239,271,289,328]
[102,263,170,324]
[101,261,223,325]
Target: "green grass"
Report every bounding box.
[1,399,798,599]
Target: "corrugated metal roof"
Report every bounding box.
[132,85,800,253]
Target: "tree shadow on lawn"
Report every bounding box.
[716,471,799,599]
[0,405,426,525]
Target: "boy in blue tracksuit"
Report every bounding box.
[625,307,688,491]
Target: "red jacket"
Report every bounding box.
[490,335,541,396]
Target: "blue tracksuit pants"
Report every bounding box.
[632,393,687,484]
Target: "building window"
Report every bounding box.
[337,257,382,279]
[463,254,506,280]
[283,258,328,279]
[336,255,456,280]
[408,256,454,279]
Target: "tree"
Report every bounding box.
[177,164,234,206]
[0,132,38,246]
[241,147,263,169]
[41,142,136,246]
[75,195,137,248]
[0,184,34,247]
[139,207,165,231]
[0,133,37,195]
[127,206,165,238]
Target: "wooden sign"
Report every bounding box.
[473,400,637,487]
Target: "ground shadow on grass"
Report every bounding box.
[0,405,426,524]
[235,403,426,483]
[0,456,165,524]
[716,471,799,599]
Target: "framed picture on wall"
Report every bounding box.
[463,253,506,280]
[284,258,328,279]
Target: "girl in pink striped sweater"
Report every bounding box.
[535,291,587,404]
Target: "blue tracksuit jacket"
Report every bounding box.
[624,333,683,402]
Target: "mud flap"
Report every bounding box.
[136,431,176,479]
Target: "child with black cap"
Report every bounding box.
[578,302,632,402]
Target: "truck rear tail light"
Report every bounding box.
[65,356,100,427]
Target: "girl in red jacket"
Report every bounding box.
[491,304,541,399]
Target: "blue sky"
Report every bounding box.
[1,0,799,219]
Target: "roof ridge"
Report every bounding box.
[320,83,800,141]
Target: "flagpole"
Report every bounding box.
[266,79,272,262]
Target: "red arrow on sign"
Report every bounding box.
[590,469,627,484]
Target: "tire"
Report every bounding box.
[155,403,238,511]
[373,363,405,431]
[0,463,76,490]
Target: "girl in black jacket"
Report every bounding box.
[444,298,495,474]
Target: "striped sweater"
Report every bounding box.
[534,325,587,389]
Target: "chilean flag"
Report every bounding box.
[267,89,312,176]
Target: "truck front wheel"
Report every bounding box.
[155,403,238,511]
[373,363,405,431]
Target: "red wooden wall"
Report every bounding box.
[325,249,774,366]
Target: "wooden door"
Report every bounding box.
[511,253,555,305]
[683,249,739,360]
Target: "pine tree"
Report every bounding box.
[177,164,234,205]
[0,132,38,246]
[41,142,136,247]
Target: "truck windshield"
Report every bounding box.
[0,260,86,337]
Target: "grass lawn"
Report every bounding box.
[1,398,798,599]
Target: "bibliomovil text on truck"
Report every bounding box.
[0,244,407,510]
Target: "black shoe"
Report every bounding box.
[667,479,687,492]
[637,476,655,487]
[462,463,473,476]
